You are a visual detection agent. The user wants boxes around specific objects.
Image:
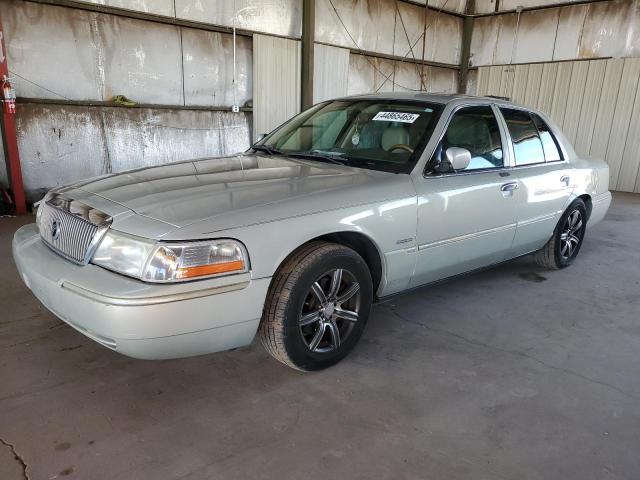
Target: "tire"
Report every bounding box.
[259,241,373,371]
[535,199,588,270]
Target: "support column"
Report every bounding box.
[0,15,26,214]
[301,0,315,110]
[458,0,475,94]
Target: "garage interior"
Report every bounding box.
[1,0,639,478]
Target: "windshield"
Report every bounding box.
[255,100,444,173]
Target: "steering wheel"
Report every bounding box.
[388,144,414,153]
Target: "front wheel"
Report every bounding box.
[535,199,588,269]
[259,241,373,371]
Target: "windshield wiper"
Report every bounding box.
[251,144,282,155]
[286,150,349,166]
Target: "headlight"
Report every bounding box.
[92,230,156,278]
[91,231,249,283]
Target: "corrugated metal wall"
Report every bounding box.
[476,59,640,194]
[313,44,350,103]
[253,34,301,139]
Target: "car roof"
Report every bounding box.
[336,92,521,109]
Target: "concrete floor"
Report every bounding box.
[1,193,639,480]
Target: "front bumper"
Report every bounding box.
[12,224,270,359]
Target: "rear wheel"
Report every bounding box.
[535,199,587,269]
[259,241,373,371]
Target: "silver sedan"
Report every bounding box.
[13,93,611,370]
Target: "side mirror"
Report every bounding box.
[445,147,471,171]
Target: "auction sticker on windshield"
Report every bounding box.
[372,112,420,123]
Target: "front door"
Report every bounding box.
[411,105,519,288]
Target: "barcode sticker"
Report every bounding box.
[372,112,420,123]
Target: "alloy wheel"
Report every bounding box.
[559,209,584,259]
[299,268,361,353]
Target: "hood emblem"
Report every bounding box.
[51,220,61,240]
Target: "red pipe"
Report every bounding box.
[0,14,27,215]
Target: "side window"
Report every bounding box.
[532,114,563,162]
[501,108,545,166]
[439,106,504,171]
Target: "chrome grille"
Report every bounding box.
[38,194,112,264]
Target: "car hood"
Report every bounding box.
[63,154,414,236]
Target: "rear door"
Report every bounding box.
[498,108,574,256]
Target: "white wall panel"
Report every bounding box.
[175,0,302,38]
[573,61,606,156]
[346,53,456,96]
[618,76,640,192]
[477,58,640,193]
[471,0,640,66]
[4,1,103,100]
[98,15,184,105]
[561,61,588,145]
[414,0,467,14]
[182,30,252,107]
[14,104,251,200]
[316,0,462,66]
[606,59,640,189]
[553,5,588,61]
[76,0,175,16]
[4,1,183,105]
[313,44,350,103]
[253,35,301,139]
[475,0,617,14]
[589,59,624,160]
[513,9,559,64]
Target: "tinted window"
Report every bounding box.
[441,106,503,171]
[501,108,545,166]
[532,114,563,162]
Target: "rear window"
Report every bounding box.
[532,114,563,162]
[500,108,545,166]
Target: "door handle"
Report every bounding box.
[560,175,570,186]
[500,182,519,192]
